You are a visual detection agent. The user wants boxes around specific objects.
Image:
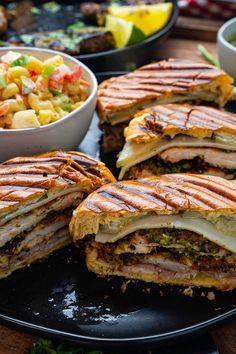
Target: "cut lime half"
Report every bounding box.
[106,14,146,48]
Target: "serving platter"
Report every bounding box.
[1,0,178,71]
[0,71,236,348]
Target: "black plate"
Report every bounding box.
[1,96,236,347]
[3,0,178,71]
[0,244,235,349]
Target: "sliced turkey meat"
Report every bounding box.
[160,147,236,170]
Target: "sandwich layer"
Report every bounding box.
[97,59,234,125]
[0,150,115,223]
[0,150,115,278]
[117,104,236,179]
[86,242,236,291]
[70,175,236,290]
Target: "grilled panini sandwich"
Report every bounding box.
[70,174,236,291]
[117,104,236,180]
[97,59,234,152]
[0,151,115,279]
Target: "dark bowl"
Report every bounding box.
[76,0,178,72]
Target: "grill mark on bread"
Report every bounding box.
[136,178,210,209]
[115,182,186,209]
[157,181,234,209]
[139,61,221,71]
[125,104,236,143]
[97,59,233,122]
[78,175,236,215]
[0,151,115,211]
[151,105,236,131]
[165,174,236,203]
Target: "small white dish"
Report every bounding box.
[217,17,236,82]
[0,47,97,162]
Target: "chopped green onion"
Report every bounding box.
[68,21,85,31]
[11,55,30,67]
[41,64,55,80]
[49,89,61,96]
[43,1,61,13]
[31,6,41,15]
[198,45,220,68]
[61,102,72,111]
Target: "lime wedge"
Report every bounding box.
[108,3,173,36]
[106,14,146,48]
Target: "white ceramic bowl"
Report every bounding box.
[0,47,97,162]
[217,17,236,82]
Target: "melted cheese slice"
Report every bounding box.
[109,92,217,125]
[117,135,236,179]
[95,214,236,253]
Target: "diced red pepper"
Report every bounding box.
[48,68,64,91]
[64,65,82,84]
[29,70,37,77]
[0,103,9,116]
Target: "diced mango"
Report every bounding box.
[8,66,30,79]
[38,110,54,125]
[44,55,63,67]
[2,83,19,99]
[27,56,44,74]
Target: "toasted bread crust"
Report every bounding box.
[70,174,236,241]
[124,104,236,143]
[97,59,234,123]
[0,151,115,214]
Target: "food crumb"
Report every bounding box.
[201,292,205,297]
[207,291,215,301]
[159,290,164,296]
[183,286,193,297]
[121,280,130,293]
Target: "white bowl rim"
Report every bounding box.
[218,17,236,53]
[0,46,97,135]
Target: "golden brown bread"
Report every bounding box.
[124,104,236,143]
[70,174,236,241]
[0,150,115,215]
[97,59,234,124]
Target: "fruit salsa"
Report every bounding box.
[0,51,90,129]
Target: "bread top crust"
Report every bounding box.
[0,151,116,214]
[124,104,236,143]
[97,59,233,122]
[70,174,236,240]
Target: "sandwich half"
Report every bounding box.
[117,104,236,180]
[0,150,115,278]
[70,174,236,291]
[97,59,234,152]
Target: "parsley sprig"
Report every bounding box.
[25,339,103,354]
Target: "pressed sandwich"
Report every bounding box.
[0,151,115,278]
[70,174,236,291]
[117,104,236,180]
[97,59,234,151]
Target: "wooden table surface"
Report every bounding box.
[1,16,236,354]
